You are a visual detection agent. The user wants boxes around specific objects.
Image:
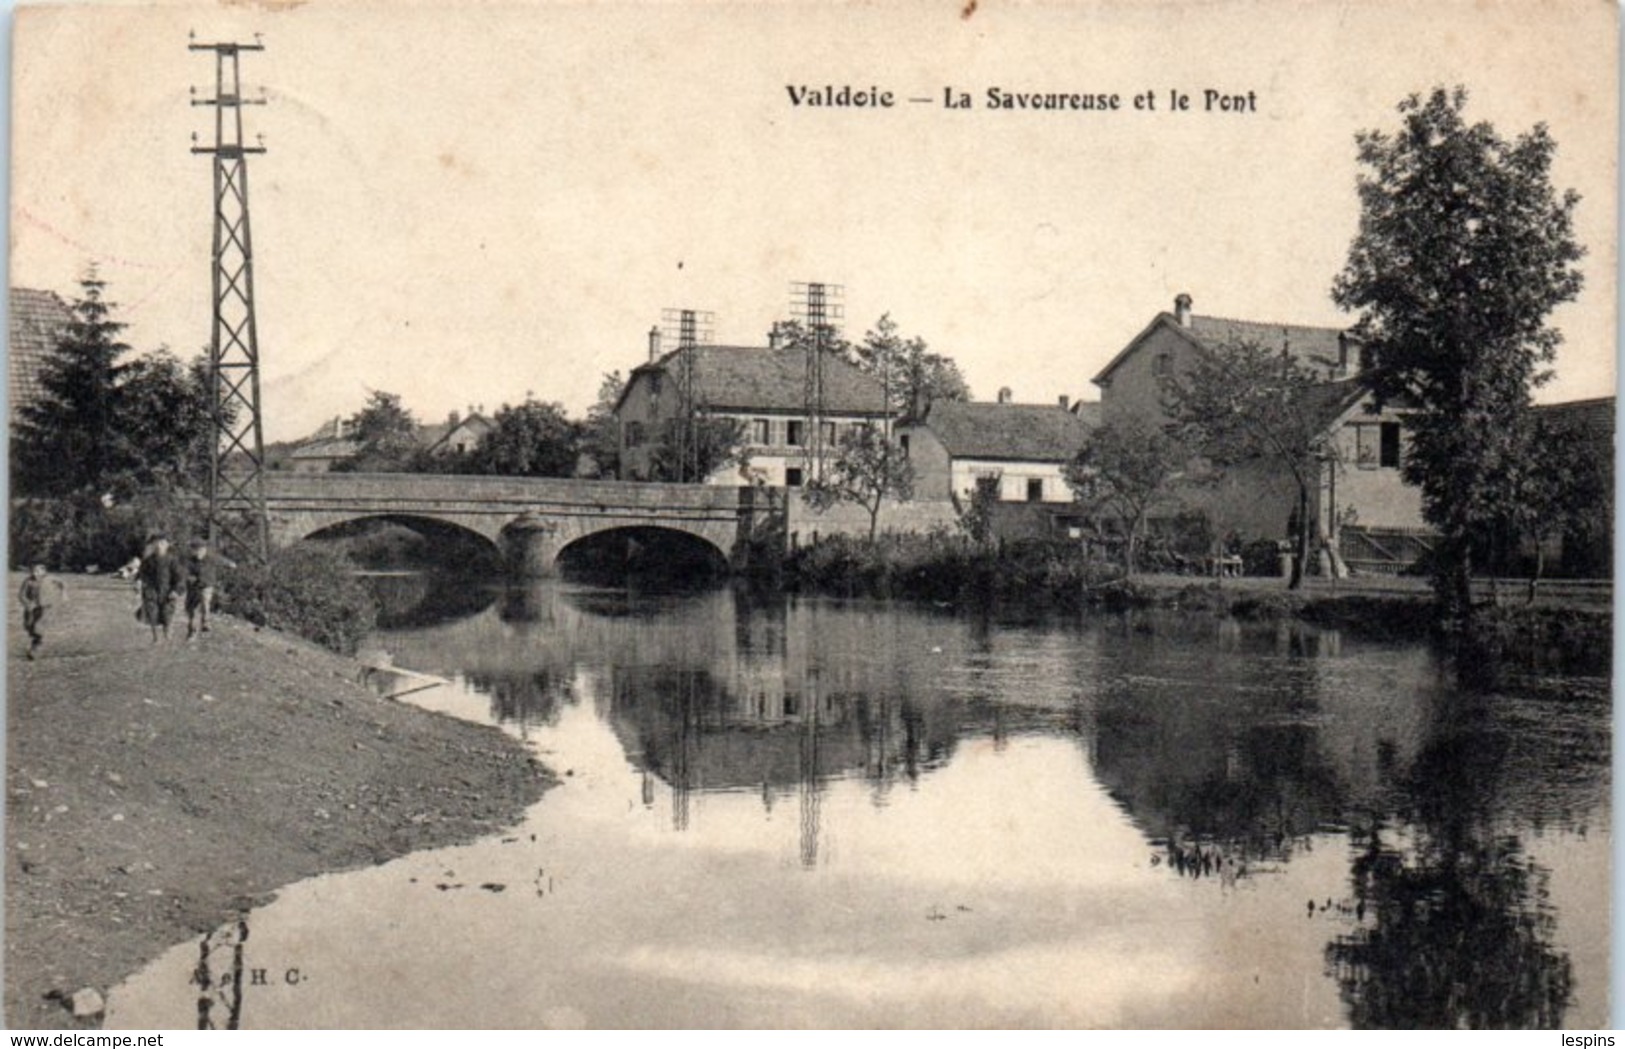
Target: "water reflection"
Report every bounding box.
[184,578,1607,1029]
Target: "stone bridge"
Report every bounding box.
[262,472,783,575]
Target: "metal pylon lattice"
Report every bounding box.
[660,307,714,483]
[791,281,843,482]
[191,35,270,562]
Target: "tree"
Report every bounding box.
[336,390,419,472]
[1063,419,1186,576]
[644,414,750,483]
[13,273,129,496]
[853,314,971,417]
[578,370,626,478]
[1160,338,1339,589]
[463,398,580,477]
[803,425,915,540]
[112,350,217,492]
[1331,86,1585,623]
[12,273,215,498]
[1499,408,1610,601]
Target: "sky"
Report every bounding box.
[9,0,1617,443]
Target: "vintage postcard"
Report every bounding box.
[6,0,1615,1031]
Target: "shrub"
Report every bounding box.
[218,544,379,656]
[10,490,202,572]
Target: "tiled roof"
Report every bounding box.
[626,345,888,415]
[1093,307,1359,387]
[9,288,73,422]
[1186,314,1355,374]
[290,437,359,460]
[916,400,1098,462]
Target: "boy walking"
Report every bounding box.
[137,535,184,644]
[18,564,66,660]
[185,540,230,638]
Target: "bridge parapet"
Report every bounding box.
[261,472,784,575]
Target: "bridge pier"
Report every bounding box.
[505,514,561,578]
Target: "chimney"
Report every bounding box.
[997,386,1013,404]
[1337,332,1351,374]
[448,409,461,426]
[648,326,662,363]
[1057,394,1070,411]
[334,417,345,440]
[1174,293,1193,328]
[767,322,783,350]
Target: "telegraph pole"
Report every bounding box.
[660,307,713,482]
[792,281,843,483]
[191,34,270,562]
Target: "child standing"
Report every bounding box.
[185,540,232,639]
[18,564,66,660]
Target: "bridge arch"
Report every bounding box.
[549,524,732,581]
[289,512,506,565]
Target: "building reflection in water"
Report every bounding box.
[393,578,1607,1027]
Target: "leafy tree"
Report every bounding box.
[769,318,855,363]
[1499,408,1611,600]
[803,425,915,540]
[335,390,420,472]
[1063,418,1186,576]
[1160,338,1338,589]
[12,273,215,499]
[579,370,626,478]
[1331,86,1585,623]
[644,413,750,483]
[954,473,1001,546]
[853,314,971,417]
[463,398,580,477]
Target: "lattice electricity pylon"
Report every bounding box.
[790,281,843,482]
[191,35,270,563]
[659,308,715,482]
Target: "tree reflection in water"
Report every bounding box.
[1325,697,1575,1029]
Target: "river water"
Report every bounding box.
[109,578,1611,1029]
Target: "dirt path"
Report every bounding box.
[5,574,554,1030]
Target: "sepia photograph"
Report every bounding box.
[5,0,1617,1031]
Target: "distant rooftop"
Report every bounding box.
[913,399,1098,462]
[9,288,72,424]
[625,345,888,416]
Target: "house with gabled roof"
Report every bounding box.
[9,287,73,426]
[1093,293,1427,572]
[896,391,1100,505]
[614,331,891,486]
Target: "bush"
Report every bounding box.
[787,531,1125,608]
[218,545,379,656]
[10,491,202,572]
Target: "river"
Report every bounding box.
[107,577,1611,1029]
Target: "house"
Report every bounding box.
[418,409,495,459]
[896,390,1099,505]
[9,288,73,426]
[614,331,891,486]
[1093,293,1427,571]
[286,417,360,473]
[284,407,496,472]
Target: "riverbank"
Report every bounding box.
[5,574,555,1030]
[785,536,1610,676]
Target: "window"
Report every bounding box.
[649,373,662,397]
[1354,424,1378,469]
[1380,422,1401,468]
[899,434,910,458]
[785,467,804,487]
[752,418,771,444]
[1026,478,1044,503]
[786,420,804,447]
[1153,352,1173,378]
[821,421,837,445]
[625,421,645,446]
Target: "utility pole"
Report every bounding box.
[791,281,843,483]
[191,34,270,562]
[660,307,713,482]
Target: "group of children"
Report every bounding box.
[17,535,228,659]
